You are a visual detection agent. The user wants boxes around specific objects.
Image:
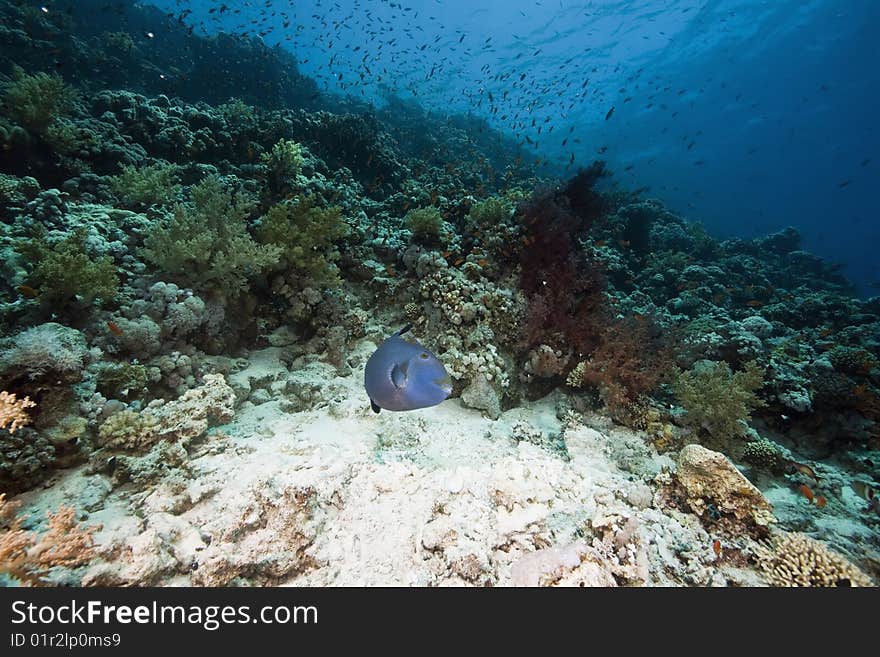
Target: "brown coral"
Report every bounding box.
[754,531,874,587]
[568,313,674,422]
[0,493,97,585]
[0,391,35,433]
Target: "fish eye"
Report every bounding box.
[419,352,429,359]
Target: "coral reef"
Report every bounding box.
[16,228,119,308]
[754,531,873,587]
[1,67,75,132]
[96,373,235,451]
[109,162,180,208]
[0,390,34,433]
[673,360,765,440]
[0,0,876,589]
[0,494,97,586]
[141,175,281,301]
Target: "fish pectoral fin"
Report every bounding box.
[391,363,408,389]
[370,398,381,414]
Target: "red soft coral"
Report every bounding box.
[517,164,609,355]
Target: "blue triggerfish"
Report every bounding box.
[364,325,452,413]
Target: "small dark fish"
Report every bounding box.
[605,106,615,120]
[838,180,851,188]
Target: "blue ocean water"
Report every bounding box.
[149,0,880,296]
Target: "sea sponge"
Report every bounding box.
[754,532,873,587]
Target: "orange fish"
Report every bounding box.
[787,461,819,482]
[798,484,815,504]
[815,495,827,508]
[745,300,764,307]
[17,284,38,298]
[712,539,722,558]
[106,321,124,337]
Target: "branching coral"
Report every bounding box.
[97,373,235,451]
[1,67,75,132]
[141,175,281,300]
[257,195,349,289]
[261,138,304,192]
[17,228,119,307]
[0,494,97,586]
[217,97,257,126]
[673,360,765,439]
[405,206,444,244]
[110,162,181,207]
[516,165,609,354]
[754,531,873,587]
[0,391,35,433]
[567,314,674,420]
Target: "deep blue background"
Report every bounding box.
[148,0,880,295]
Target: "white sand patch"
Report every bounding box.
[8,347,781,586]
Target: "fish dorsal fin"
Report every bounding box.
[391,362,408,388]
